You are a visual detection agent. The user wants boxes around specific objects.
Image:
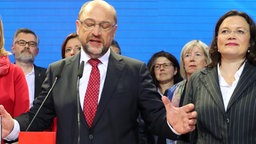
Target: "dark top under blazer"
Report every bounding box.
[183,62,256,144]
[16,51,178,144]
[34,65,47,98]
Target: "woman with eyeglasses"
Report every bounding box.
[148,51,183,96]
[0,19,29,143]
[61,32,82,59]
[146,50,183,144]
[180,10,256,144]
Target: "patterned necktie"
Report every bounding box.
[84,58,101,128]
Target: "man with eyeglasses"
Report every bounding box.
[0,1,197,144]
[11,28,46,108]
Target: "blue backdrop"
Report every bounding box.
[1,0,256,68]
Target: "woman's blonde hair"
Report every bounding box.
[0,18,10,56]
[180,40,211,79]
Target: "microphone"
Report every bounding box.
[76,61,84,144]
[26,61,65,131]
[77,61,84,79]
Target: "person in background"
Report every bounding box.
[182,10,256,144]
[110,39,121,54]
[167,40,211,107]
[165,40,211,144]
[0,18,29,144]
[61,32,81,59]
[148,50,183,96]
[0,1,197,144]
[11,28,46,108]
[147,50,183,144]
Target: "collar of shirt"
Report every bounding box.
[80,47,110,67]
[26,66,35,77]
[217,61,245,86]
[217,61,246,110]
[79,47,110,107]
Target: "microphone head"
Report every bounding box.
[56,61,65,78]
[78,61,84,78]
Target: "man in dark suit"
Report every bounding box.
[11,28,46,107]
[0,1,197,144]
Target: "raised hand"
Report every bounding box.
[0,105,14,138]
[162,96,197,134]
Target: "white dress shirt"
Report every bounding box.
[79,48,109,109]
[218,62,245,111]
[25,67,35,108]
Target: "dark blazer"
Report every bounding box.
[183,62,256,144]
[16,51,178,144]
[34,65,47,98]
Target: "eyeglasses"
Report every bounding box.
[65,47,81,53]
[15,40,37,47]
[154,63,173,70]
[79,18,116,32]
[218,29,249,36]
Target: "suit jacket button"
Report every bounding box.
[89,134,94,140]
[226,118,230,123]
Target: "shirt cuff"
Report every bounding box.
[4,119,20,141]
[167,121,181,135]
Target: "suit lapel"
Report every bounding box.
[64,54,87,125]
[34,65,48,98]
[92,52,125,127]
[227,62,256,110]
[34,66,40,97]
[200,67,225,112]
[62,54,81,106]
[64,54,80,85]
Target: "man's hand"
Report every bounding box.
[162,96,197,134]
[0,105,14,138]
